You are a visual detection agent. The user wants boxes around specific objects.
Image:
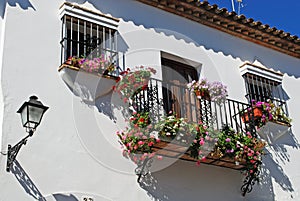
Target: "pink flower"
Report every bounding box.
[225,138,231,142]
[149,153,155,158]
[138,141,144,145]
[157,155,163,160]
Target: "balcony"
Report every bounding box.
[118,78,267,196]
[116,73,287,195]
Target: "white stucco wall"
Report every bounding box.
[0,0,299,201]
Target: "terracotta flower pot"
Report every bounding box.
[195,90,210,100]
[241,107,263,123]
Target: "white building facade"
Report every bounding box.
[0,0,300,201]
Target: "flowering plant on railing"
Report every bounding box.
[117,111,160,163]
[214,126,265,180]
[187,78,228,104]
[65,55,115,75]
[155,113,197,144]
[114,66,157,103]
[240,100,273,128]
[189,122,219,164]
[130,111,151,128]
[189,125,266,181]
[269,102,292,126]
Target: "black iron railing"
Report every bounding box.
[132,78,256,136]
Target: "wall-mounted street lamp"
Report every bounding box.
[6,96,49,172]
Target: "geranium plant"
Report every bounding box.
[241,100,292,128]
[189,125,265,181]
[114,66,157,103]
[189,122,219,163]
[240,100,272,128]
[214,126,265,179]
[130,111,151,128]
[117,111,160,163]
[155,113,197,144]
[269,102,292,126]
[187,78,228,104]
[117,112,266,186]
[65,55,115,75]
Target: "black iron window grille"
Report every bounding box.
[60,15,118,67]
[243,73,288,114]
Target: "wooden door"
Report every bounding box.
[161,58,199,122]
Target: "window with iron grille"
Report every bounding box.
[243,73,284,102]
[59,3,119,67]
[242,72,289,118]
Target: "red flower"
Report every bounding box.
[142,84,148,90]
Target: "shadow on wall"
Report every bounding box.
[270,129,300,161]
[0,0,36,18]
[11,160,46,201]
[264,129,299,193]
[138,160,275,201]
[53,194,78,201]
[253,129,298,199]
[137,131,299,201]
[94,92,131,123]
[66,0,300,78]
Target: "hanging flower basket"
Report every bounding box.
[187,78,228,104]
[114,66,156,103]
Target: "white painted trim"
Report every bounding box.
[161,51,202,77]
[0,8,6,153]
[240,63,283,83]
[59,3,119,30]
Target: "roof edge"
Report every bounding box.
[136,0,300,59]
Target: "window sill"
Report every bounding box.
[257,121,291,143]
[58,64,117,101]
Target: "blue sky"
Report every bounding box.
[207,0,300,37]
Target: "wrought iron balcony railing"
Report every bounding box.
[132,78,256,136]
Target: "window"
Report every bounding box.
[59,3,119,66]
[240,62,287,112]
[243,73,282,102]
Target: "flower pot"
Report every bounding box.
[195,90,210,101]
[241,107,263,123]
[64,57,72,65]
